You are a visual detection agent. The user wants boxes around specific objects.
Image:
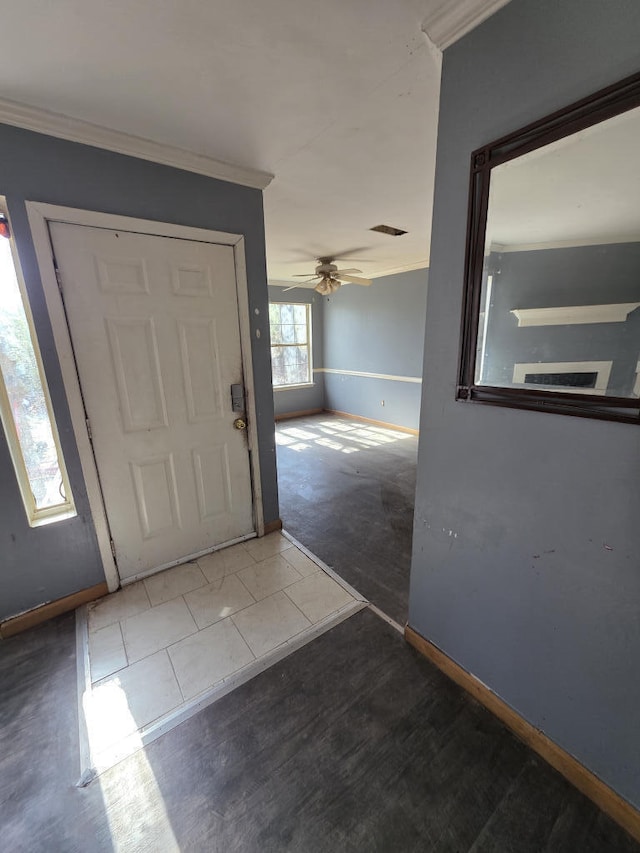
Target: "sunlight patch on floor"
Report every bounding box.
[83,683,181,851]
[276,417,412,453]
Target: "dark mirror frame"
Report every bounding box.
[457,70,640,425]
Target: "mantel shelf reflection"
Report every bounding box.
[510,303,640,327]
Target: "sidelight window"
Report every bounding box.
[0,207,75,525]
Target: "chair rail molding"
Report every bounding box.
[315,368,422,384]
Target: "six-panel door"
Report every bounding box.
[49,223,255,582]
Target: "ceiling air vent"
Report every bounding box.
[370,224,408,236]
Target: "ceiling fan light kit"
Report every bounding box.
[316,277,341,295]
[284,257,373,294]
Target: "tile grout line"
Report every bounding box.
[228,611,260,659]
[281,528,368,603]
[88,625,130,686]
[181,584,213,629]
[116,619,129,667]
[280,586,314,627]
[163,644,188,703]
[87,579,153,635]
[235,556,303,601]
[144,562,210,608]
[280,601,361,650]
[189,585,258,632]
[233,568,259,603]
[121,594,200,667]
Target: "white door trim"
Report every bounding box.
[26,202,264,592]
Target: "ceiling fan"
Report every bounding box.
[284,257,372,295]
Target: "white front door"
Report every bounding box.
[49,222,255,582]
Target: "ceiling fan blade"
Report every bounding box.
[329,246,373,259]
[292,273,320,277]
[282,282,317,292]
[333,268,362,275]
[336,273,372,286]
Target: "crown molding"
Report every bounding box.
[0,96,273,190]
[421,0,511,50]
[495,235,640,253]
[369,259,429,278]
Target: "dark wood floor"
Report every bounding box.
[276,414,417,624]
[1,608,638,852]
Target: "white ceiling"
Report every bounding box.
[0,0,508,281]
[487,106,640,251]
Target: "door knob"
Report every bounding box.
[234,417,247,431]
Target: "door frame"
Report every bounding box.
[27,202,264,592]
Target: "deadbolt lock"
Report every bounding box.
[233,417,247,431]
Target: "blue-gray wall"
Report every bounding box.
[484,243,640,395]
[410,0,640,809]
[322,268,427,430]
[268,284,325,417]
[0,123,278,621]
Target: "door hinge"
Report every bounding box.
[54,265,63,292]
[110,539,117,560]
[86,417,92,441]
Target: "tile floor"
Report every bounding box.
[83,532,362,770]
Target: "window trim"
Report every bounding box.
[269,301,314,389]
[273,382,315,392]
[0,201,76,526]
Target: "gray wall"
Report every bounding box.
[268,284,325,417]
[0,123,277,621]
[322,268,428,430]
[484,243,640,395]
[410,0,640,809]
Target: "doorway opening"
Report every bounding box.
[274,413,417,625]
[268,272,426,626]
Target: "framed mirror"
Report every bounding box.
[457,71,640,424]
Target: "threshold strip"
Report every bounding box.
[282,529,405,635]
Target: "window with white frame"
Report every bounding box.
[0,208,75,525]
[269,302,312,388]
